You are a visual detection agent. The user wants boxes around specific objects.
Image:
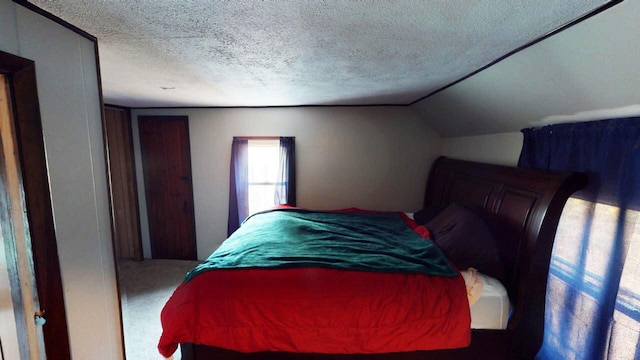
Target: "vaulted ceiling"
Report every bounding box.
[31,0,612,108]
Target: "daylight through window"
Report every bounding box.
[247,139,280,215]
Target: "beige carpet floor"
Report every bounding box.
[118,259,201,360]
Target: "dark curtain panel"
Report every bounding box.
[275,137,296,206]
[227,138,249,237]
[519,117,640,360]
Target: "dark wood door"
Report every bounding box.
[105,106,142,261]
[138,116,197,260]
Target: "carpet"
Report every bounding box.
[118,259,200,360]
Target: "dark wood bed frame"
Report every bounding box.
[179,156,587,360]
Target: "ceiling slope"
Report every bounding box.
[411,0,633,137]
[30,0,612,108]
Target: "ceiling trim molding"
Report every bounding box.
[20,0,623,109]
[15,0,97,42]
[132,0,623,110]
[131,104,409,110]
[408,0,624,106]
[104,103,132,111]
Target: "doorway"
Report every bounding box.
[104,106,143,261]
[0,72,30,360]
[0,51,70,359]
[138,116,197,260]
[104,113,198,358]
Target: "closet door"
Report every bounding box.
[104,106,142,260]
[138,116,197,260]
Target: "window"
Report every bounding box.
[247,139,280,215]
[227,136,295,236]
[544,198,640,359]
[519,118,640,359]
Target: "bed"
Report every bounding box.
[159,156,587,360]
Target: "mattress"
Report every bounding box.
[406,213,510,330]
[158,209,471,357]
[470,273,510,329]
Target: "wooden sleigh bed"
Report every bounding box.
[168,157,587,360]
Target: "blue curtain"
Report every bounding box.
[227,138,249,237]
[519,117,640,360]
[275,137,296,206]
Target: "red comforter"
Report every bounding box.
[158,212,471,357]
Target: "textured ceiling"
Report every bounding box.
[31,0,610,108]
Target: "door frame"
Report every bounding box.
[0,50,71,359]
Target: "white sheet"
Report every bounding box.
[469,272,510,329]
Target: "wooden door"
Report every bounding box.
[138,116,196,260]
[105,106,142,261]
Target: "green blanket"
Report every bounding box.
[186,209,456,282]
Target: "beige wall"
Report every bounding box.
[412,0,640,137]
[132,107,442,259]
[412,0,640,164]
[441,132,522,166]
[2,0,638,357]
[1,1,123,358]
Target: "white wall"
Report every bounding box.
[1,1,123,359]
[411,0,640,137]
[441,132,522,166]
[132,107,442,259]
[0,1,18,54]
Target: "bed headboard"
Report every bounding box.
[424,156,586,356]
